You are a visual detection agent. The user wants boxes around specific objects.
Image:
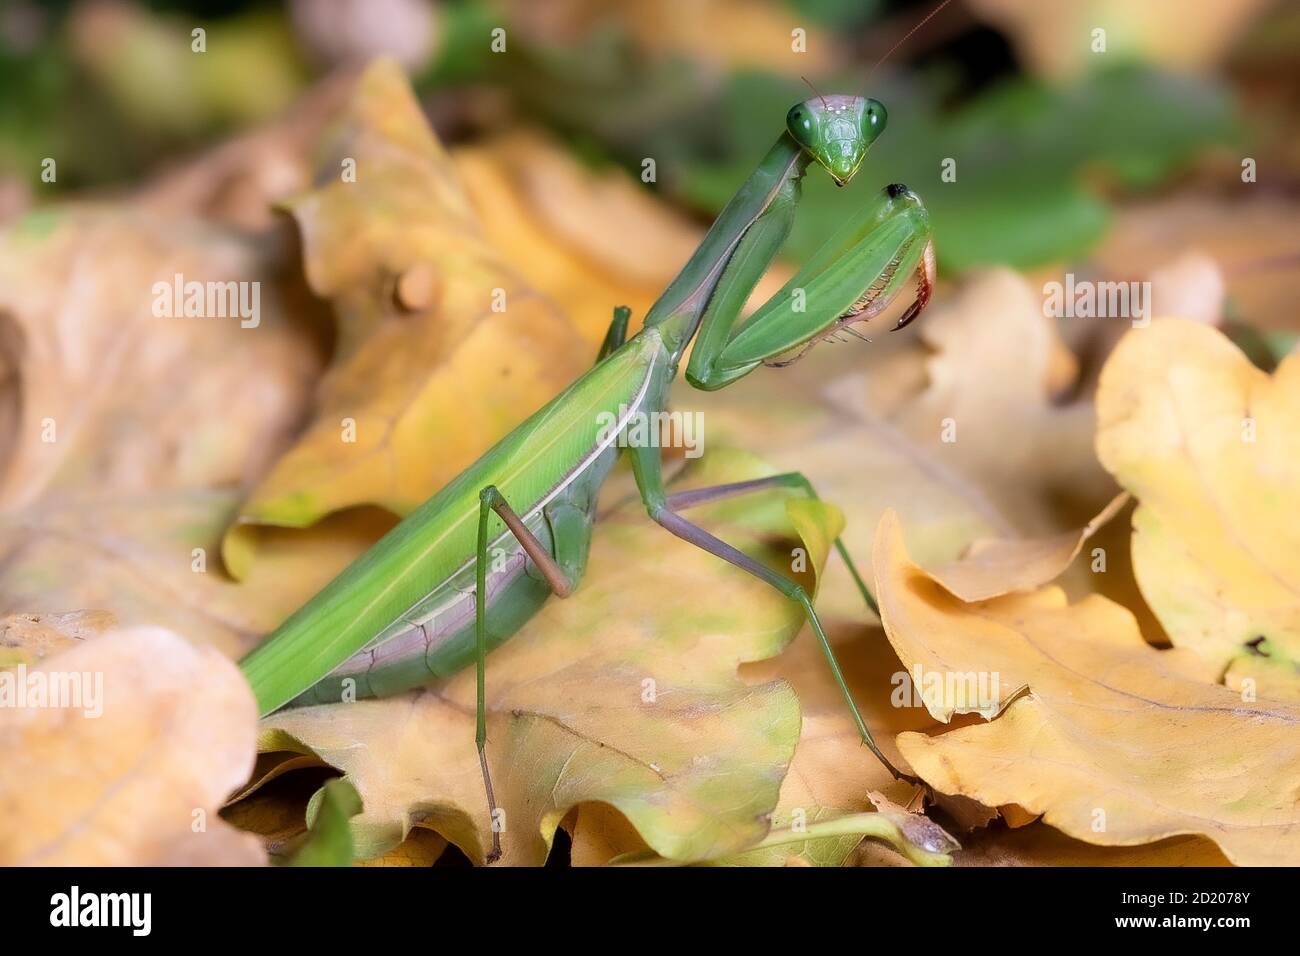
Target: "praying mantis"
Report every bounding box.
[240,92,936,862]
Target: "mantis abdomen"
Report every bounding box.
[288,480,599,706]
[242,329,668,716]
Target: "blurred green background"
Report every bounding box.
[1,0,1297,273]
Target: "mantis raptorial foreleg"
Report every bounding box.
[628,444,907,779]
[686,183,932,391]
[475,486,579,862]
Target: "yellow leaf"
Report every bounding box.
[1097,319,1300,693]
[222,61,591,576]
[357,828,448,867]
[454,129,708,347]
[874,508,1300,867]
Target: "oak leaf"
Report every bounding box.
[874,509,1300,867]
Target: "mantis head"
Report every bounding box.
[786,95,887,186]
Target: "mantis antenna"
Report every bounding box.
[863,0,955,86]
[800,75,829,109]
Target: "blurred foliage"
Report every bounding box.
[787,0,886,30]
[0,0,305,189]
[0,0,1268,271]
[433,0,1244,270]
[485,46,1238,271]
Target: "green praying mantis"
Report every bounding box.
[240,92,936,862]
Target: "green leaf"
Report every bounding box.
[283,779,363,867]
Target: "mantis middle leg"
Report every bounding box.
[628,444,907,779]
[665,471,879,616]
[474,486,580,863]
[595,305,631,364]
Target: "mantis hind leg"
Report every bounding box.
[666,471,878,617]
[475,485,580,863]
[629,446,908,780]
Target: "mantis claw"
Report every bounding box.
[892,237,936,331]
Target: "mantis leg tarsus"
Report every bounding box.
[475,486,581,864]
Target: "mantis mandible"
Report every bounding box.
[241,93,936,862]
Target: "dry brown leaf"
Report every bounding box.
[0,211,317,511]
[0,610,115,668]
[880,270,1113,533]
[0,207,325,656]
[968,0,1275,79]
[1096,196,1300,332]
[875,508,1300,867]
[928,493,1129,602]
[0,627,263,865]
[956,823,1232,867]
[504,0,834,75]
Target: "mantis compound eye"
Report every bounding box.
[862,98,888,137]
[786,104,817,147]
